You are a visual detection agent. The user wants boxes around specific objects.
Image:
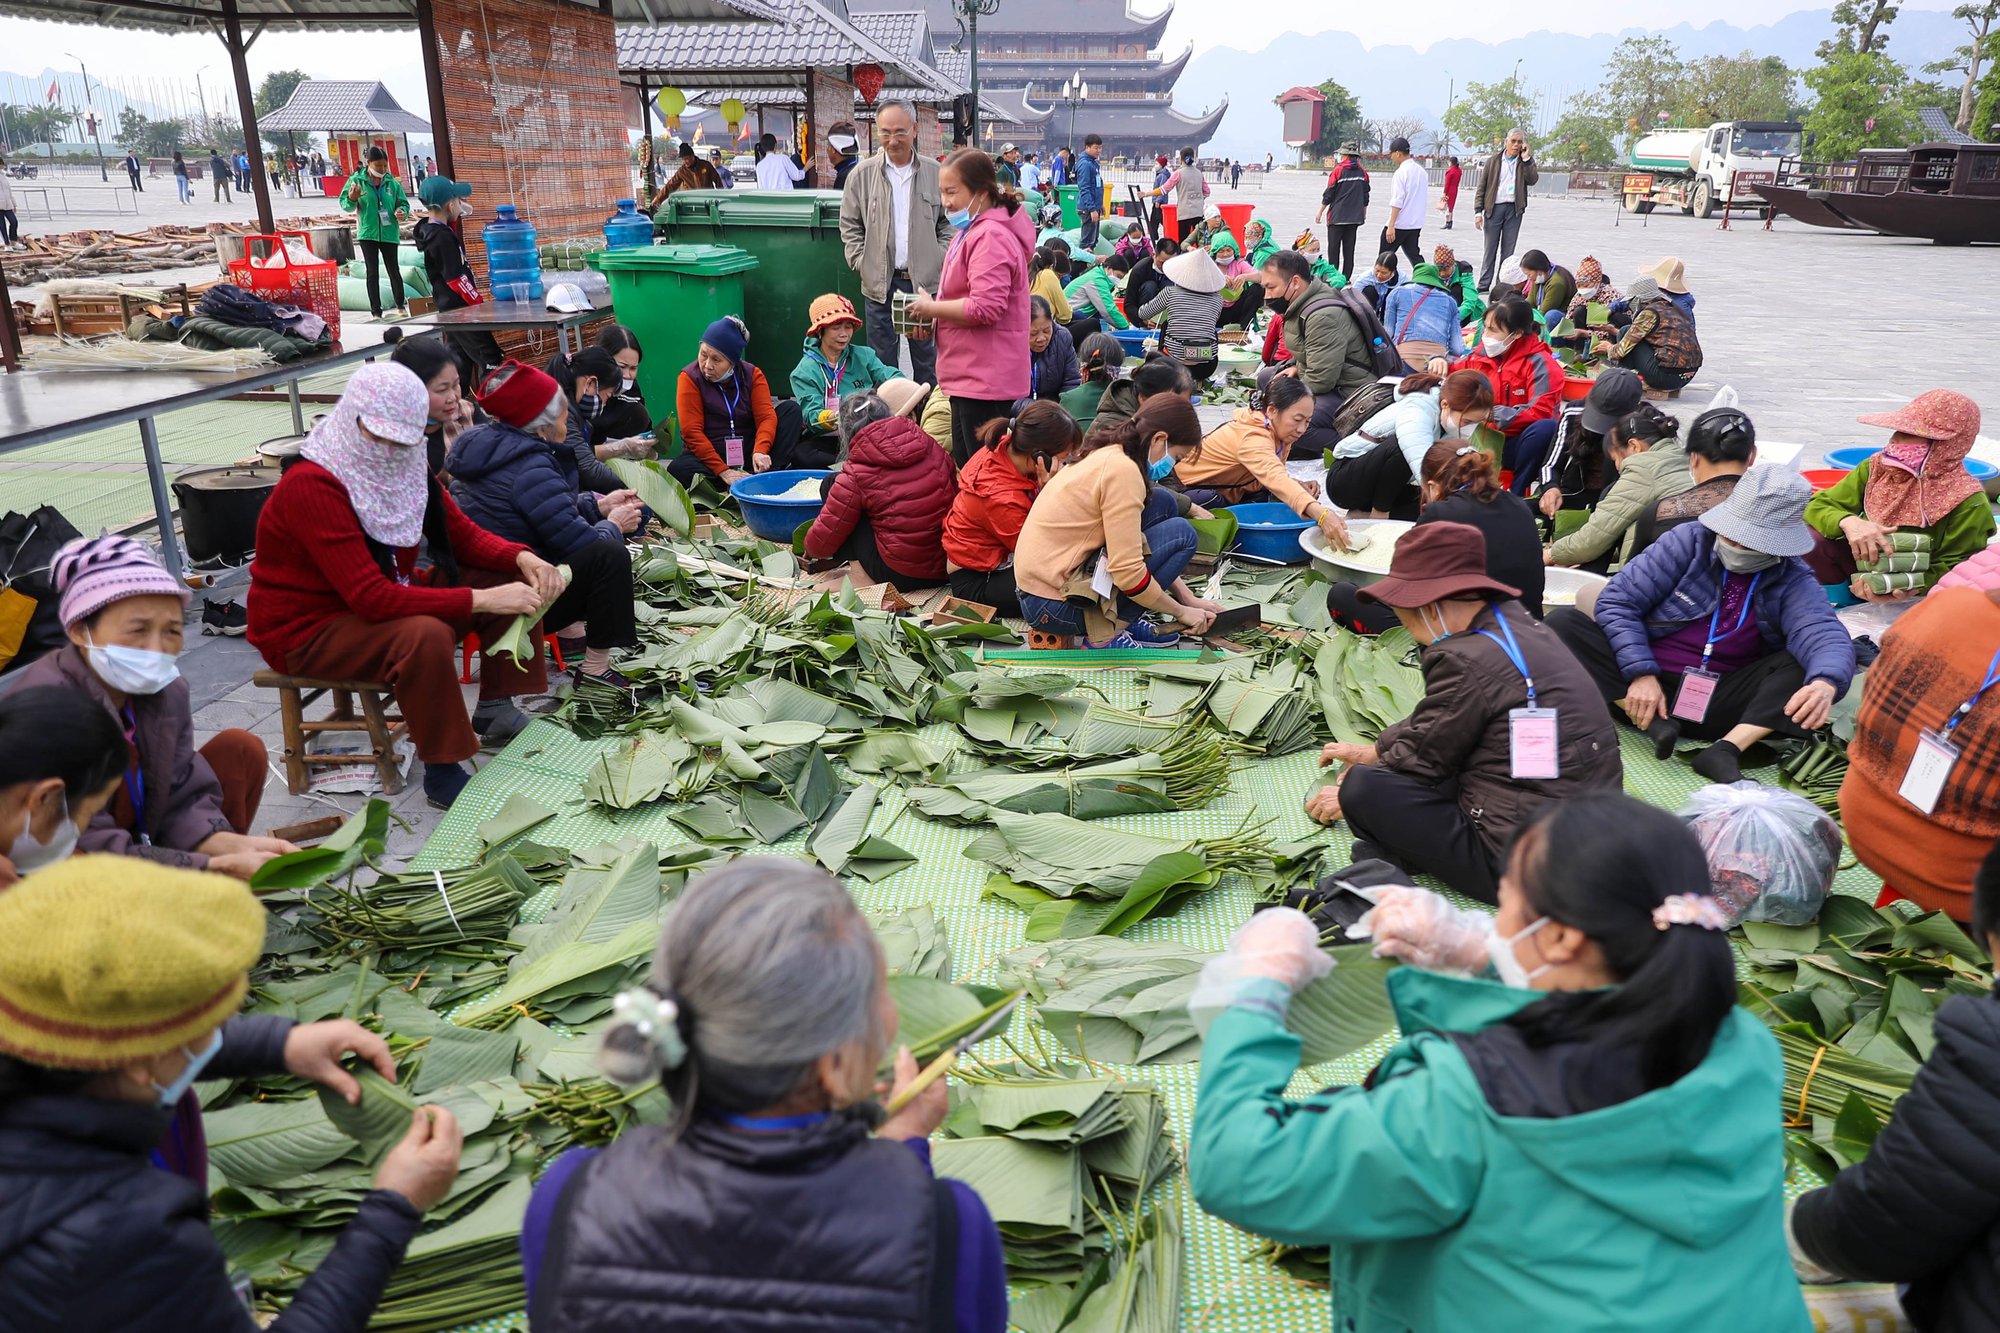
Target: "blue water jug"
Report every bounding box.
[483,205,544,302]
[603,198,653,251]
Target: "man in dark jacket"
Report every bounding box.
[1306,521,1622,902]
[1790,839,2000,1332]
[1316,143,1370,279]
[1259,250,1379,457]
[1473,128,1538,291]
[449,360,641,685]
[1548,464,1855,784]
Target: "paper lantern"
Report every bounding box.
[853,62,886,106]
[720,97,747,136]
[655,86,686,132]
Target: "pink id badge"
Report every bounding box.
[1898,729,1959,815]
[1673,669,1719,723]
[1509,707,1561,780]
[724,435,746,469]
[823,389,841,415]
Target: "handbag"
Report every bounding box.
[0,505,83,673]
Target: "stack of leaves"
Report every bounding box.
[905,723,1232,825]
[968,811,1281,941]
[871,903,953,980]
[1310,626,1426,744]
[931,1057,1177,1286]
[1011,1204,1182,1333]
[1736,895,1990,1179]
[666,745,845,847]
[931,669,1092,753]
[1778,737,1850,818]
[1856,531,1934,597]
[999,935,1401,1068]
[811,783,918,882]
[250,798,394,893]
[581,695,849,813]
[1142,658,1320,756]
[305,854,540,962]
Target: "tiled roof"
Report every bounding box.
[1275,86,1328,104]
[0,0,782,33]
[851,9,924,62]
[1917,108,1978,146]
[859,0,1172,40]
[259,80,431,134]
[619,0,932,78]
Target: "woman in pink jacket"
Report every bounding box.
[909,148,1036,465]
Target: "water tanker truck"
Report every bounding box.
[1620,120,1804,218]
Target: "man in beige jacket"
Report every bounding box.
[839,100,954,386]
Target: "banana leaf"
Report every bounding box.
[250,799,392,891]
[318,1067,420,1160]
[871,905,952,980]
[204,1097,357,1188]
[488,563,572,667]
[811,784,917,882]
[906,756,1177,825]
[886,974,1021,1064]
[606,457,695,536]
[1190,511,1239,556]
[475,793,556,848]
[991,851,1218,942]
[845,731,947,778]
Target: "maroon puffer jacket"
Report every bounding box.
[804,416,957,580]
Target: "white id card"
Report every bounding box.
[724,435,745,469]
[1673,669,1719,723]
[378,208,394,228]
[1509,707,1561,780]
[1898,729,1959,814]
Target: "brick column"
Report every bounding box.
[917,105,944,157]
[806,70,853,188]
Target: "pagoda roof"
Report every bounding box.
[976,84,1056,127]
[982,45,1192,87]
[857,0,1173,43]
[1067,95,1226,141]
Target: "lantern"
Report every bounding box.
[655,86,687,132]
[720,97,746,138]
[853,62,886,106]
[1866,117,1877,132]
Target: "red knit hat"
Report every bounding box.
[476,359,562,429]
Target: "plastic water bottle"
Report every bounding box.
[603,199,653,250]
[483,205,544,303]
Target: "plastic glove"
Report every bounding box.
[1783,1195,1843,1284]
[1347,886,1494,975]
[1187,908,1334,1038]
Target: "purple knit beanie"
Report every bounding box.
[52,534,189,629]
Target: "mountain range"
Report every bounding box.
[1176,8,1973,157]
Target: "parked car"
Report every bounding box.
[728,153,756,184]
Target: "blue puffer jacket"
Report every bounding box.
[1594,523,1855,694]
[447,420,620,560]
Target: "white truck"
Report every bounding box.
[1620,120,1804,218]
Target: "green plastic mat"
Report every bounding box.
[405,669,1881,1333]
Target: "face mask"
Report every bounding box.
[86,633,180,696]
[8,791,78,873]
[1717,541,1780,574]
[1482,335,1512,358]
[1148,453,1176,482]
[577,392,601,420]
[1488,916,1552,989]
[151,1029,224,1108]
[620,377,636,393]
[946,207,973,231]
[1417,604,1455,642]
[1267,292,1292,315]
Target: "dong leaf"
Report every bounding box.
[251,799,392,891]
[811,784,917,882]
[319,1067,421,1160]
[1288,946,1400,1065]
[606,457,694,536]
[204,1097,358,1188]
[476,793,557,848]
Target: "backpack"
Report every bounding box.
[1328,380,1399,446]
[1328,287,1407,376]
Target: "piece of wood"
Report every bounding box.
[266,814,346,844]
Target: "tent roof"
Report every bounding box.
[259,80,430,133]
[0,0,780,34]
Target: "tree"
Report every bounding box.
[1819,0,1901,58]
[1923,0,1999,130]
[1593,35,1688,142]
[1803,49,1916,160]
[1548,93,1621,166]
[1291,79,1366,162]
[7,104,79,156]
[255,69,310,149]
[1441,75,1534,155]
[1374,113,1430,152]
[117,111,187,159]
[1976,32,2000,137]
[1679,53,1800,124]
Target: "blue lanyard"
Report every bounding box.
[1703,571,1762,666]
[718,376,742,433]
[717,1110,829,1131]
[1943,647,2000,739]
[1474,608,1537,708]
[119,705,151,846]
[808,348,847,394]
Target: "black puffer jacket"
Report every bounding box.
[1792,991,2000,1333]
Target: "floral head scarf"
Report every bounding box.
[300,362,432,548]
[1859,389,1983,529]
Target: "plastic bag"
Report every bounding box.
[1678,781,1842,926]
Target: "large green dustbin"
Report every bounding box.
[1056,185,1079,230]
[654,190,865,357]
[586,243,759,452]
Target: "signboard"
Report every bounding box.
[1280,99,1322,148]
[1621,172,1654,195]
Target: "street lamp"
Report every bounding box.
[952,0,1002,145]
[1061,69,1088,153]
[65,53,109,181]
[194,67,212,141]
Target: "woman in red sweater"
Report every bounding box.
[663,316,805,487]
[247,362,566,810]
[940,402,1078,616]
[803,392,957,592]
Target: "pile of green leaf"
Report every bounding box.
[904,723,1232,825]
[1736,896,1991,1180]
[1141,658,1320,757]
[931,1055,1178,1288]
[1310,626,1427,744]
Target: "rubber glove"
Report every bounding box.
[1348,885,1494,975]
[1188,908,1333,1038]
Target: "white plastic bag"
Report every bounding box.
[1678,781,1841,926]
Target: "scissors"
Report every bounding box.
[882,990,1024,1116]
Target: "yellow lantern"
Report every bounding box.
[720,97,746,138]
[655,86,687,133]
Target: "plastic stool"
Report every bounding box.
[460,632,566,684]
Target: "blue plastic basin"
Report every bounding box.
[729,469,832,542]
[1823,445,1880,472]
[1110,328,1157,355]
[1967,457,1998,482]
[1223,502,1312,564]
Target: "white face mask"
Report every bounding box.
[86,632,181,696]
[620,377,636,393]
[8,791,79,873]
[1488,916,1553,989]
[1482,335,1512,358]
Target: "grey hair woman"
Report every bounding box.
[519,859,1008,1332]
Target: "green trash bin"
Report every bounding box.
[1056,185,1079,230]
[586,243,759,453]
[654,189,865,358]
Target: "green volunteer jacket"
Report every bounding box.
[1548,441,1696,567]
[339,169,410,243]
[1061,265,1130,331]
[789,337,901,435]
[1802,457,1997,580]
[1190,967,1812,1333]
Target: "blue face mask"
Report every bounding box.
[947,207,973,231]
[1148,453,1176,482]
[151,1028,224,1108]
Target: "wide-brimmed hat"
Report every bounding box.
[1626,275,1661,305]
[1698,463,1814,557]
[1580,368,1645,434]
[877,378,932,419]
[806,293,862,336]
[1359,522,1521,608]
[1647,257,1689,294]
[1857,388,1979,441]
[1337,141,1360,155]
[1163,249,1226,295]
[1498,254,1527,286]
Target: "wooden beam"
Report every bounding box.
[412,0,455,177]
[220,0,276,233]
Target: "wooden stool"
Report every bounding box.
[255,670,410,796]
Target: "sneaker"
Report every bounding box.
[1084,631,1144,650]
[1123,618,1183,648]
[201,598,247,636]
[422,761,473,810]
[383,306,409,320]
[572,665,629,691]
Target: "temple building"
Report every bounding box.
[856,0,1224,160]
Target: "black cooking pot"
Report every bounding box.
[171,463,279,564]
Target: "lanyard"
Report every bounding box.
[1703,571,1762,667]
[717,1110,829,1131]
[810,348,847,395]
[1475,608,1537,708]
[1943,647,2000,739]
[119,704,151,846]
[718,376,743,433]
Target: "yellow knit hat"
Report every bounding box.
[0,855,265,1070]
